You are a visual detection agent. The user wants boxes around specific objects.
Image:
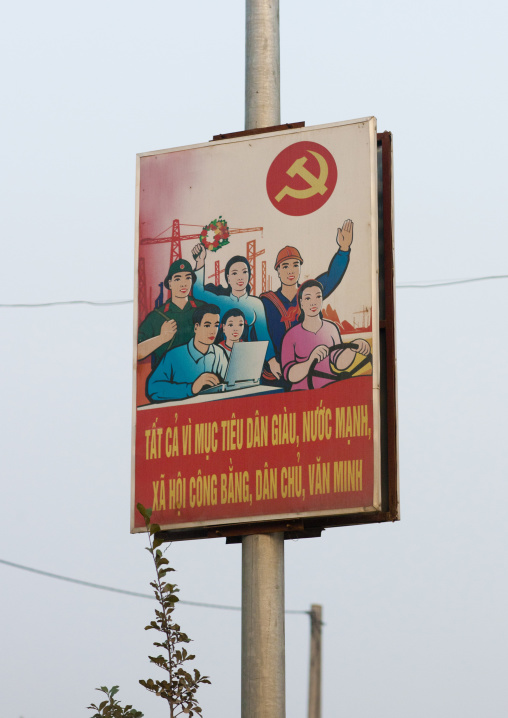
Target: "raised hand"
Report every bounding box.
[336,219,354,251]
[192,243,206,269]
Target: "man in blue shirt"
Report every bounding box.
[260,219,354,389]
[147,304,228,402]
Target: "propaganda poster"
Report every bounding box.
[132,117,381,534]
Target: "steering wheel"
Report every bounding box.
[307,342,373,390]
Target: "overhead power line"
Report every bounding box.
[0,557,307,615]
[0,274,506,309]
[397,274,508,288]
[0,299,133,308]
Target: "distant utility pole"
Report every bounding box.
[308,604,323,718]
[242,2,284,718]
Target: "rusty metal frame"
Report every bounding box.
[212,122,305,142]
[155,125,398,545]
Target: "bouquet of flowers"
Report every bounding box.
[199,216,230,252]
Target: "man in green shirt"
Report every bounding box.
[137,259,204,368]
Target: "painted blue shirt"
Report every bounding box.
[147,339,229,402]
[193,268,276,361]
[260,249,350,363]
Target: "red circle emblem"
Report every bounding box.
[266,141,337,216]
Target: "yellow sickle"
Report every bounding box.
[275,151,329,202]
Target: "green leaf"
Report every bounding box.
[136,503,151,519]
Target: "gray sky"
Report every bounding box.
[1,1,507,717]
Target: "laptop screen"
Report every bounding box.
[224,341,268,388]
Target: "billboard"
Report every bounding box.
[132,118,397,538]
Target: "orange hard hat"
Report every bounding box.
[274,246,303,269]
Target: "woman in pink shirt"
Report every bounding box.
[281,279,370,391]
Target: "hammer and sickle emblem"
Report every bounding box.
[275,150,329,203]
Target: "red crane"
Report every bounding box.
[209,260,224,286]
[141,220,264,293]
[246,239,265,296]
[169,219,181,266]
[140,219,263,259]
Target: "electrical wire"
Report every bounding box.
[1,272,504,612]
[396,274,508,288]
[0,558,308,615]
[0,273,506,309]
[0,299,133,308]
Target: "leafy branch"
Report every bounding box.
[137,503,210,717]
[87,505,210,718]
[87,686,143,718]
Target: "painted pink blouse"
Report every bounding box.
[281,320,342,391]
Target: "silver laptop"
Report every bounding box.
[201,341,269,394]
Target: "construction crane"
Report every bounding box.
[209,260,224,286]
[140,219,263,255]
[246,239,265,296]
[353,306,371,330]
[139,219,265,312]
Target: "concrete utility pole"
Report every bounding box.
[242,4,284,718]
[308,604,323,718]
[241,533,285,718]
[245,0,280,130]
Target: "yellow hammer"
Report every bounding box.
[275,151,329,202]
